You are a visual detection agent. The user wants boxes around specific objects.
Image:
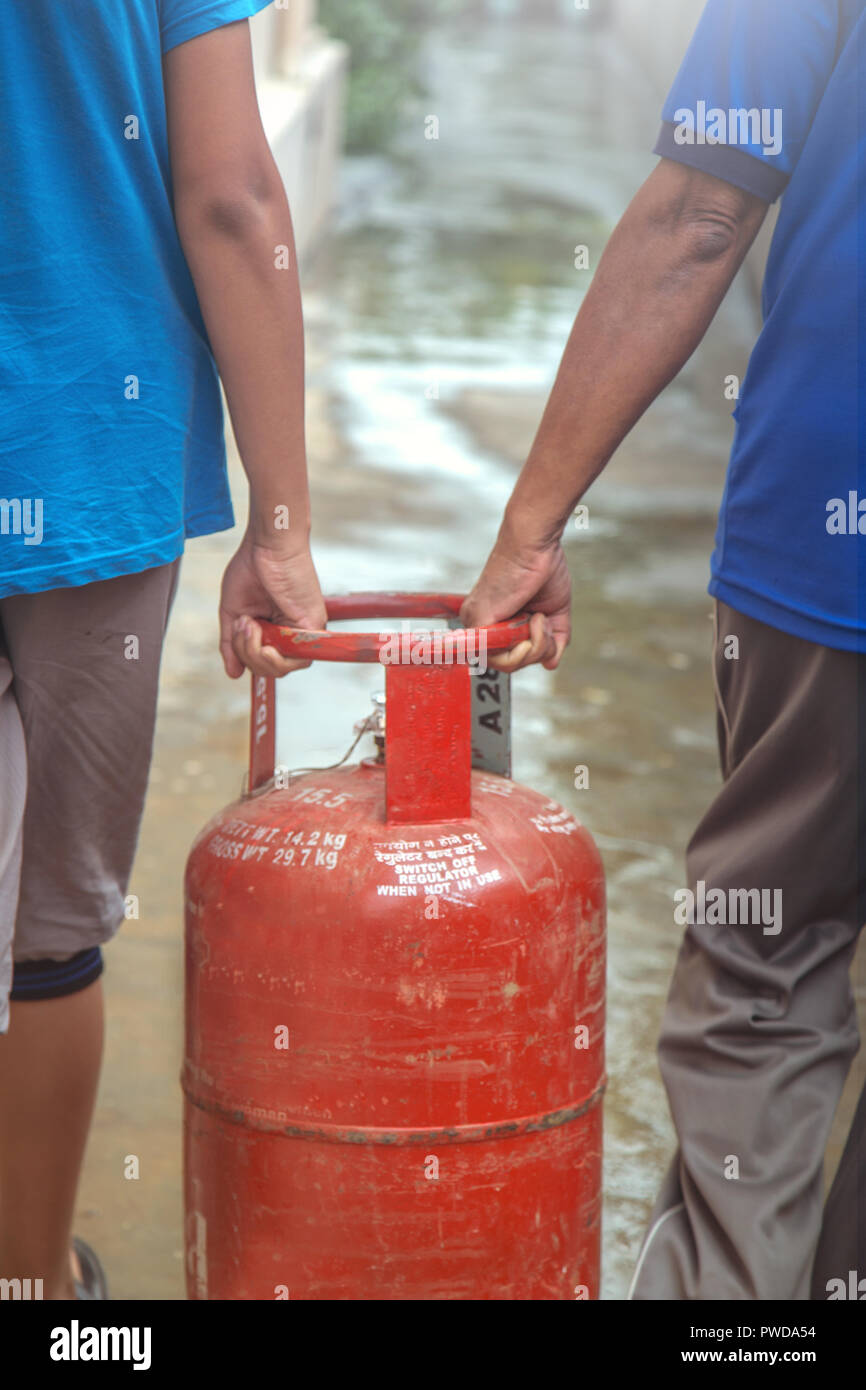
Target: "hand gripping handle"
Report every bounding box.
[248,592,530,823]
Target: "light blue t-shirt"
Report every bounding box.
[0,0,272,598]
[656,0,865,651]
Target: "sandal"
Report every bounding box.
[71,1236,109,1300]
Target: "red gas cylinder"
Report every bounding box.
[183,593,605,1300]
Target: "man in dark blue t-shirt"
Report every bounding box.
[463,0,865,1298]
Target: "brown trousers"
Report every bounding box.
[630,601,865,1300]
[0,561,180,1033]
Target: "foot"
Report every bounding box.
[69,1237,109,1300]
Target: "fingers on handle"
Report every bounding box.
[220,638,245,679]
[232,617,311,678]
[488,612,558,672]
[543,632,569,671]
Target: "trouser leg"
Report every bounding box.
[630,603,864,1300]
[0,559,181,966]
[0,653,26,1035]
[810,656,866,1299]
[810,1075,866,1298]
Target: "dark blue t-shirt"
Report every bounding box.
[0,0,271,598]
[655,0,865,651]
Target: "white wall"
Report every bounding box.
[248,5,348,263]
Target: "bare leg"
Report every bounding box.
[0,979,104,1300]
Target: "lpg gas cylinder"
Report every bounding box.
[183,593,605,1300]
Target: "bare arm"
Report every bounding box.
[163,19,325,677]
[461,159,770,668]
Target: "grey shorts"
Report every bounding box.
[0,560,180,1032]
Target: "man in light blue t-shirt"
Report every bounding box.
[0,2,326,1299]
[464,0,865,1298]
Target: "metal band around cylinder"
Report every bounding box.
[182,1074,606,1146]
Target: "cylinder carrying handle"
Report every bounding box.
[248,592,530,823]
[254,592,530,663]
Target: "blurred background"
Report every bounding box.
[79,0,864,1299]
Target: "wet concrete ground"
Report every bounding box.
[75,16,865,1299]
